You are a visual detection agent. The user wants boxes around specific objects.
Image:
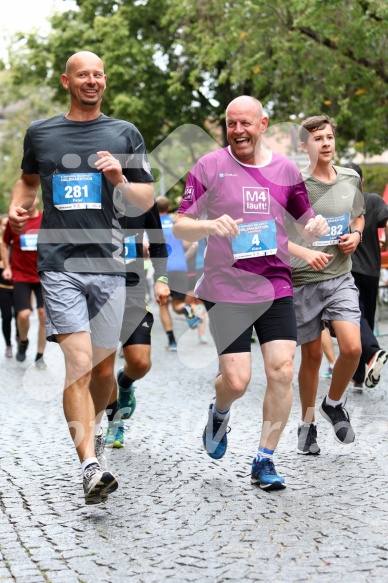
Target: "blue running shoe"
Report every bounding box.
[251,457,286,490]
[321,367,333,379]
[105,421,126,448]
[165,342,177,351]
[184,304,201,329]
[202,402,230,460]
[117,368,136,420]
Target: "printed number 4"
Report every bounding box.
[64,185,88,198]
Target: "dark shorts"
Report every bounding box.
[168,271,188,301]
[204,297,297,355]
[121,298,154,347]
[13,282,44,314]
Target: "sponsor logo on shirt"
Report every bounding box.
[183,186,194,201]
[219,173,238,178]
[243,187,270,214]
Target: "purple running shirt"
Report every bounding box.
[178,147,314,304]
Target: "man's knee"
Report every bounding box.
[17,309,31,323]
[266,357,294,386]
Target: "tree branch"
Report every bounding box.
[296,26,388,84]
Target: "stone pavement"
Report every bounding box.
[0,307,387,583]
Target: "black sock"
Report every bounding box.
[106,400,119,422]
[119,374,135,389]
[35,353,43,362]
[167,330,176,344]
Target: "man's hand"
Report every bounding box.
[338,232,361,255]
[8,207,29,234]
[301,248,333,271]
[304,214,329,239]
[154,282,170,306]
[95,151,124,186]
[1,267,12,281]
[207,215,243,238]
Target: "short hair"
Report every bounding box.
[343,162,362,180]
[299,115,337,143]
[156,196,170,213]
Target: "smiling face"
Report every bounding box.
[225,96,268,165]
[61,51,106,110]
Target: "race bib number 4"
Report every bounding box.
[312,213,350,246]
[232,221,277,259]
[53,173,102,210]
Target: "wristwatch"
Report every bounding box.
[353,229,363,242]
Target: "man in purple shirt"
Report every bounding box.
[173,95,328,490]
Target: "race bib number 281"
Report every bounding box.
[53,173,102,210]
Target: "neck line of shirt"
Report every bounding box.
[227,146,273,168]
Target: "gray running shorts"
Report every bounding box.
[293,272,360,346]
[40,271,126,349]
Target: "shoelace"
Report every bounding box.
[334,400,351,423]
[258,458,276,475]
[84,463,100,482]
[212,417,231,435]
[304,424,317,448]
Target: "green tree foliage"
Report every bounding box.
[0,71,62,211]
[2,0,387,205]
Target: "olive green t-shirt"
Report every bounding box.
[289,165,364,287]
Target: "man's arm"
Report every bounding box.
[288,241,333,271]
[294,215,330,243]
[95,150,154,211]
[8,173,40,234]
[338,215,365,255]
[173,213,242,242]
[1,240,12,281]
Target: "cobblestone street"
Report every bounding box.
[0,307,387,582]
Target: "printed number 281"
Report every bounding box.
[65,185,88,198]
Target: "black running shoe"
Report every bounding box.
[16,339,29,362]
[319,397,355,444]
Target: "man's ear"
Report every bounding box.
[300,141,308,153]
[61,74,69,90]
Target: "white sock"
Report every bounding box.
[94,424,102,436]
[325,395,342,408]
[299,420,317,427]
[81,457,98,475]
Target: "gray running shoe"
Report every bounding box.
[297,423,321,455]
[95,431,108,471]
[83,463,118,505]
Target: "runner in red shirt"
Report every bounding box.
[1,196,46,367]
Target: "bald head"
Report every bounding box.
[65,51,104,75]
[61,51,107,119]
[225,95,269,165]
[226,96,264,120]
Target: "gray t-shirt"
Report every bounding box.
[22,113,154,275]
[290,165,364,286]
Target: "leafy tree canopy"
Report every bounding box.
[1,0,387,206]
